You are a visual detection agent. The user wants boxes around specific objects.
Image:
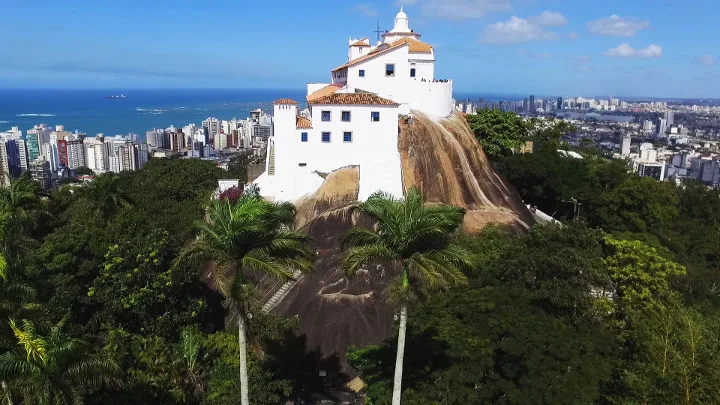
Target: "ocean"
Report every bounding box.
[0,89,521,139]
[0,89,305,137]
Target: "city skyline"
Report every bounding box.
[3,0,720,98]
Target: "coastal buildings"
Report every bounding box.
[30,160,52,189]
[255,7,454,202]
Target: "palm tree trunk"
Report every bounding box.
[238,314,250,405]
[1,380,12,405]
[391,303,408,405]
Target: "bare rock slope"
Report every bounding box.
[271,112,533,375]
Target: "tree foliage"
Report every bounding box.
[467,109,529,159]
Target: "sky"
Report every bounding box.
[2,0,720,98]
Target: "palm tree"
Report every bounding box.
[342,187,474,405]
[0,318,122,404]
[82,173,129,222]
[0,175,47,281]
[175,195,313,405]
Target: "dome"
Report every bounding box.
[395,6,408,20]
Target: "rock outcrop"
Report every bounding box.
[270,112,533,377]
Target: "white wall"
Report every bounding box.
[345,46,453,118]
[260,103,403,202]
[408,80,454,118]
[347,46,411,105]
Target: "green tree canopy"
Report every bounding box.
[466,109,529,159]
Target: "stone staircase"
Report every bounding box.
[261,270,302,313]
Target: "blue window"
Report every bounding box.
[342,111,351,122]
[321,111,331,122]
[301,132,308,142]
[371,111,380,122]
[410,68,416,78]
[386,64,395,76]
[359,70,365,77]
[343,132,353,143]
[321,132,331,143]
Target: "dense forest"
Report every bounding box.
[2,110,720,404]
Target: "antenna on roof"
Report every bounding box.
[374,19,383,44]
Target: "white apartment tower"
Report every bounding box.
[254,7,453,202]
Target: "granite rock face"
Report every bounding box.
[270,112,534,376]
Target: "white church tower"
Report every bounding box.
[253,7,454,203]
[382,6,422,43]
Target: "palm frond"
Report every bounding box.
[342,228,382,249]
[0,352,37,380]
[65,357,123,391]
[342,245,396,277]
[241,250,295,282]
[9,320,46,364]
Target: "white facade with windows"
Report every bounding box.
[254,7,452,203]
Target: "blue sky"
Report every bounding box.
[2,0,719,98]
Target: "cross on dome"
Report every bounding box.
[392,6,410,33]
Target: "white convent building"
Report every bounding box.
[254,7,454,202]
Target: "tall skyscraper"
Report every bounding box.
[657,118,667,137]
[529,95,536,113]
[664,110,675,126]
[556,97,563,110]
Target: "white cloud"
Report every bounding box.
[587,15,650,37]
[401,0,512,20]
[353,3,379,18]
[605,43,662,58]
[528,11,567,27]
[568,32,579,39]
[699,54,715,66]
[481,12,567,45]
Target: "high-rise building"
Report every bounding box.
[202,118,220,140]
[0,138,23,186]
[556,97,563,110]
[657,118,667,137]
[57,139,69,167]
[26,131,40,162]
[529,95,536,113]
[120,141,137,171]
[664,110,675,126]
[170,131,185,153]
[85,137,108,172]
[67,139,86,169]
[17,139,29,172]
[620,134,631,157]
[135,143,149,169]
[30,160,52,190]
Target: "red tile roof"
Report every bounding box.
[308,93,398,106]
[350,38,371,47]
[307,84,342,102]
[332,38,433,72]
[296,116,312,129]
[273,98,298,105]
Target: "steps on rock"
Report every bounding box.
[261,270,302,313]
